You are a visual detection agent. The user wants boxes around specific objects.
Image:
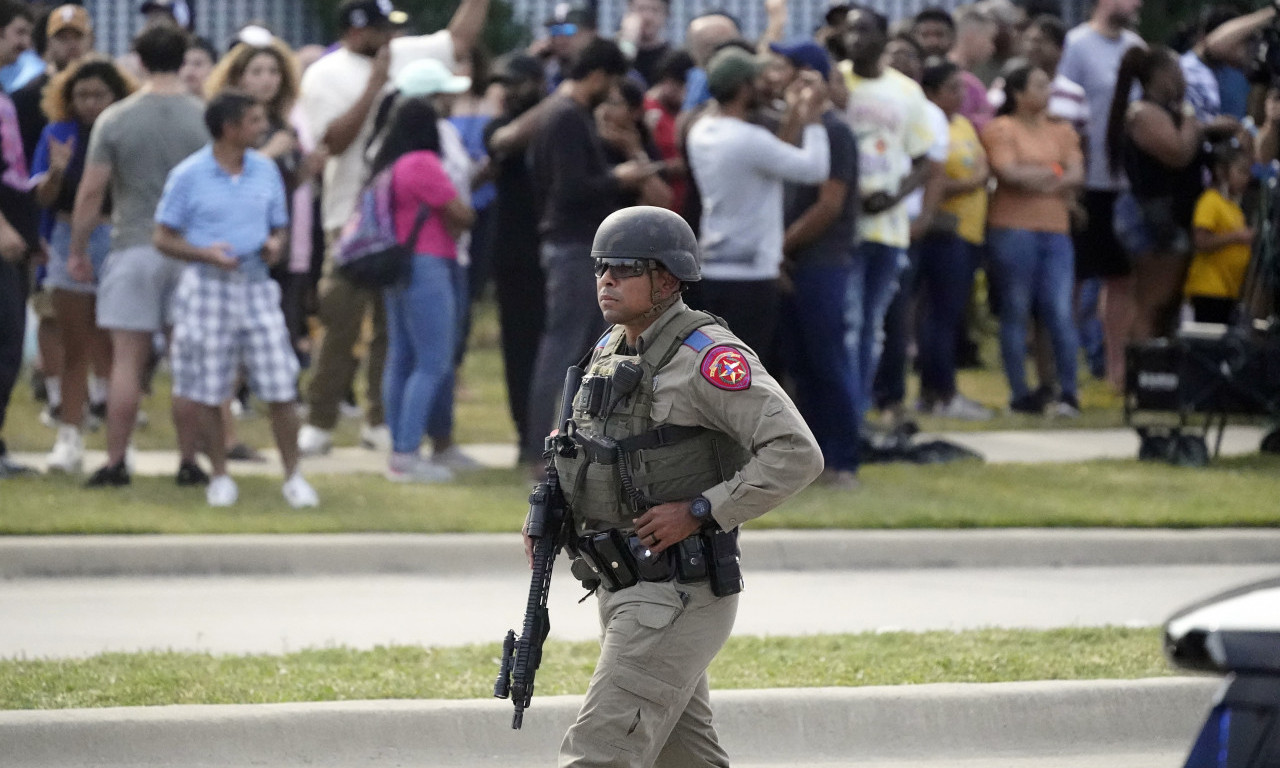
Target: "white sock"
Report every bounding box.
[46,376,61,408]
[89,375,109,405]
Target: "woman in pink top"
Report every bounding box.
[368,97,475,483]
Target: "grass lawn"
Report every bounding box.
[2,453,1278,534]
[0,627,1172,709]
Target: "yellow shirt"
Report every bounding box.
[939,115,988,245]
[1184,188,1250,299]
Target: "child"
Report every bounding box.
[1184,144,1254,324]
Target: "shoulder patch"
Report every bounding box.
[683,329,715,353]
[595,330,612,349]
[700,345,751,391]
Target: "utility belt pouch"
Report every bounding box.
[581,530,639,592]
[572,429,619,465]
[569,556,602,592]
[704,528,743,597]
[582,375,612,418]
[626,534,672,582]
[674,536,709,583]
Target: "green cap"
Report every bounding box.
[706,47,764,101]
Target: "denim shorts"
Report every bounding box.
[1113,192,1189,256]
[44,219,111,294]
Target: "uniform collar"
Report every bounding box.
[631,297,688,355]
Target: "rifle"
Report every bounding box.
[494,365,583,729]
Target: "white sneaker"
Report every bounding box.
[386,454,454,484]
[1050,400,1082,419]
[206,475,239,507]
[282,473,319,508]
[297,424,333,457]
[933,394,993,421]
[431,445,484,471]
[46,426,84,473]
[39,404,59,429]
[360,423,392,452]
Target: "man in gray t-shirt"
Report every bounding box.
[84,90,208,255]
[71,24,211,488]
[1058,0,1143,392]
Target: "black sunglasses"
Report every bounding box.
[593,258,653,280]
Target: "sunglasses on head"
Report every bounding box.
[593,257,654,280]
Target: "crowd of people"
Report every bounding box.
[0,0,1277,497]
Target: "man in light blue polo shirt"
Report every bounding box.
[154,90,319,509]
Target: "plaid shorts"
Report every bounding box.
[171,267,299,406]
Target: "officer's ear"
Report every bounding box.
[653,266,680,294]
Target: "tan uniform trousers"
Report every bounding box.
[305,229,387,430]
[559,578,737,768]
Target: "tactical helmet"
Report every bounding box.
[591,206,701,283]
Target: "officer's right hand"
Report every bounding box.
[522,526,534,569]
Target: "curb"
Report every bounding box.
[0,678,1219,767]
[4,528,1280,578]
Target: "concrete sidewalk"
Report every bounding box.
[10,425,1272,476]
[6,564,1273,657]
[0,678,1218,768]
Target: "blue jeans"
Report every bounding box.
[783,262,859,472]
[425,260,469,442]
[1076,276,1105,379]
[845,241,907,418]
[917,234,978,401]
[987,229,1079,401]
[382,255,457,455]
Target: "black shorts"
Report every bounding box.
[1074,189,1131,280]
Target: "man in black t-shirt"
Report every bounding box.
[483,53,548,465]
[522,38,655,468]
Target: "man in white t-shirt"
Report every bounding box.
[296,0,489,456]
[840,7,934,468]
[687,46,829,370]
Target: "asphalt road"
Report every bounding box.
[3,563,1274,657]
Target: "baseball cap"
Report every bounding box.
[706,47,764,100]
[338,0,398,30]
[140,0,193,30]
[47,5,92,38]
[394,58,471,96]
[768,39,832,80]
[491,53,544,84]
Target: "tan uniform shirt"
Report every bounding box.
[633,299,824,530]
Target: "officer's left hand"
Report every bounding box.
[633,502,702,555]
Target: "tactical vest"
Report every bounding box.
[554,309,750,535]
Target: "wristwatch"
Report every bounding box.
[690,495,712,522]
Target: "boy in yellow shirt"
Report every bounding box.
[1184,145,1253,324]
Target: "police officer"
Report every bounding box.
[525,206,823,767]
